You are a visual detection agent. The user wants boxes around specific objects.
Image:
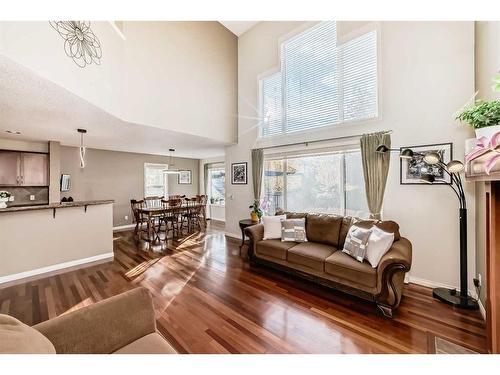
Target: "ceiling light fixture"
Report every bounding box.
[77,129,87,169]
[163,148,181,175]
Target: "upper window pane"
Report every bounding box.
[260,22,378,138]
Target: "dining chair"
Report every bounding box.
[130,199,147,236]
[180,197,203,234]
[160,198,182,239]
[196,195,208,227]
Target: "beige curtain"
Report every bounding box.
[360,132,391,220]
[251,149,264,202]
[203,163,209,194]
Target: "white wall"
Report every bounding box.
[226,21,476,289]
[0,21,237,144]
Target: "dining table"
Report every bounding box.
[137,202,205,243]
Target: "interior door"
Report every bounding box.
[21,153,49,186]
[0,151,21,186]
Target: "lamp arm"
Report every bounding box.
[437,161,466,209]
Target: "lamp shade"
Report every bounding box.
[376,144,389,153]
[400,148,414,159]
[423,151,441,165]
[447,160,464,173]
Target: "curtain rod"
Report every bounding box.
[254,130,393,151]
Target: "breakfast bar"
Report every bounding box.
[0,200,114,286]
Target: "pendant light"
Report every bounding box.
[163,148,181,174]
[77,129,87,169]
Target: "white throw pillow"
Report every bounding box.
[365,226,395,268]
[262,215,286,240]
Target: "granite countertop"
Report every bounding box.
[0,200,114,213]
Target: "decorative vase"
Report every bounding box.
[250,211,259,222]
[0,198,8,209]
[475,125,500,140]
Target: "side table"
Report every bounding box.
[239,219,259,253]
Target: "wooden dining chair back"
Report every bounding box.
[195,195,208,227]
[130,199,147,235]
[180,197,203,233]
[144,196,163,208]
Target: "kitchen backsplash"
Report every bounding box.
[2,186,49,206]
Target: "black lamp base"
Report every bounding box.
[433,287,479,310]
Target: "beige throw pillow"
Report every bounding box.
[342,225,372,263]
[281,218,308,242]
[0,314,56,354]
[365,226,395,268]
[262,215,286,240]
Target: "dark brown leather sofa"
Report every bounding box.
[245,212,412,317]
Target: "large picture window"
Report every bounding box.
[260,22,378,137]
[263,149,368,217]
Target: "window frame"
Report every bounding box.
[207,165,226,206]
[257,21,381,142]
[143,163,168,198]
[262,145,369,218]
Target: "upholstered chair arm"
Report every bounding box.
[244,223,264,258]
[33,287,156,354]
[375,237,412,317]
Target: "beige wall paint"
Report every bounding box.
[0,137,48,153]
[0,203,113,279]
[0,21,238,145]
[227,21,476,289]
[473,21,500,304]
[60,146,199,227]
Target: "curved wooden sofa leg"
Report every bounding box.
[377,304,394,318]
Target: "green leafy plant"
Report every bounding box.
[456,100,500,129]
[249,200,263,219]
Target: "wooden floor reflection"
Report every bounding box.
[0,221,486,353]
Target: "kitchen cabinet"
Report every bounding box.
[0,151,49,186]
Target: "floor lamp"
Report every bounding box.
[376,145,479,310]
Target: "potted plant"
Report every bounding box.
[249,200,263,222]
[456,99,500,139]
[0,191,11,209]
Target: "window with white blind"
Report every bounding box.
[144,163,168,198]
[260,22,378,137]
[263,149,369,217]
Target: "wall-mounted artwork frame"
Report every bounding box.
[60,174,71,192]
[231,162,248,185]
[178,170,192,185]
[400,143,453,185]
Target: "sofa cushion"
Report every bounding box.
[0,314,56,354]
[287,242,336,272]
[306,214,343,247]
[324,251,377,288]
[281,218,308,242]
[256,239,297,260]
[353,220,401,241]
[339,216,356,248]
[113,333,177,354]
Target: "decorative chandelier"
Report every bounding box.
[49,21,102,68]
[163,148,181,175]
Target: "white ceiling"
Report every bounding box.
[0,55,229,159]
[219,21,259,36]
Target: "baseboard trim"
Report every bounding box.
[113,223,136,232]
[408,276,485,320]
[224,232,241,240]
[0,252,114,288]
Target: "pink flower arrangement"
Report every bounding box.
[465,132,500,175]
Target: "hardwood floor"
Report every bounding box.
[0,221,486,353]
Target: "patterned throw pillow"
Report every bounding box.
[342,225,372,263]
[281,218,308,242]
